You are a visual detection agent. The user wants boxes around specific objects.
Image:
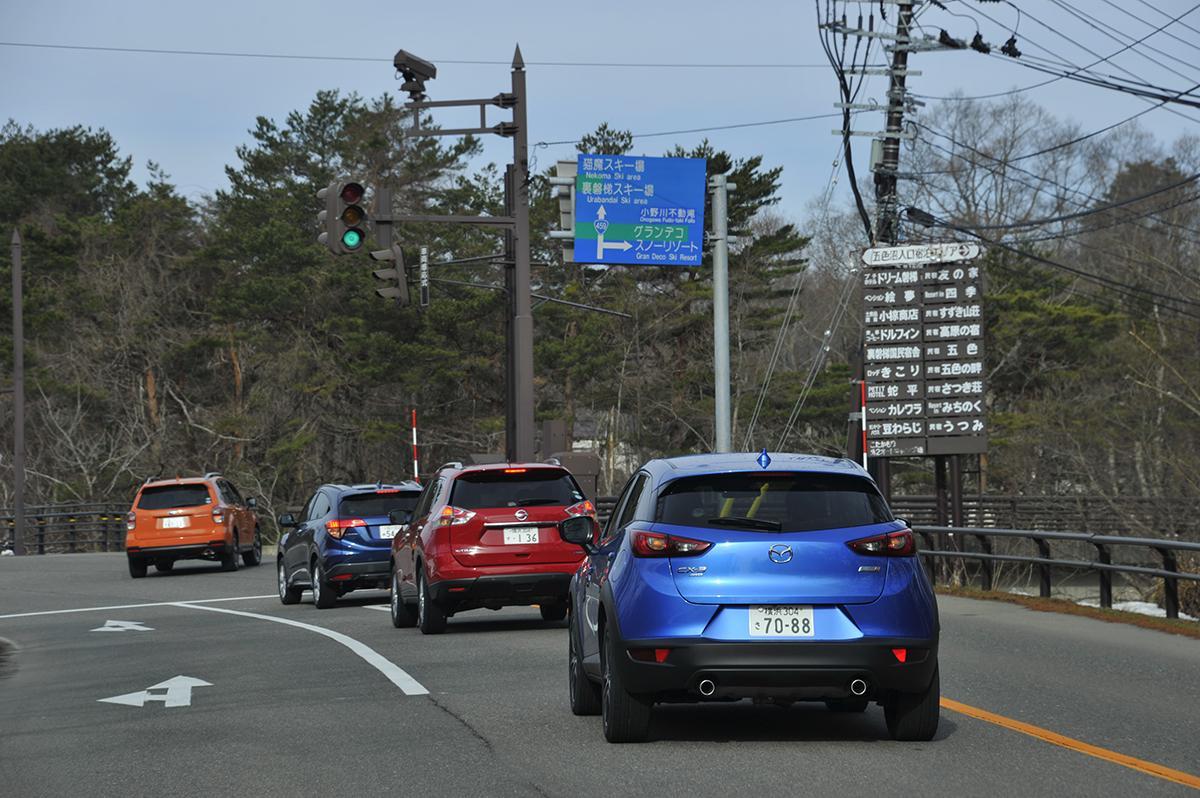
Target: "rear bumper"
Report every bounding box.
[613,637,937,700]
[430,572,572,609]
[324,558,390,585]
[127,541,231,561]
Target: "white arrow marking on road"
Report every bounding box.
[98,676,212,708]
[91,619,153,632]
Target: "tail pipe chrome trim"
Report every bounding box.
[849,678,868,696]
[698,679,717,697]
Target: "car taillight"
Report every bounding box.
[125,511,136,531]
[630,531,712,558]
[565,500,596,518]
[847,528,915,557]
[212,507,224,524]
[436,506,476,527]
[326,518,368,539]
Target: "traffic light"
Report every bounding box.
[317,180,368,255]
[369,244,410,304]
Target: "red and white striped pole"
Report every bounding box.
[860,381,868,469]
[411,408,419,482]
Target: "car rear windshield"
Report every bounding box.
[339,492,420,518]
[656,472,892,533]
[450,469,584,510]
[137,484,212,510]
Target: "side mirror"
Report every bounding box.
[559,516,595,550]
[277,513,297,528]
[247,497,258,509]
[388,509,413,525]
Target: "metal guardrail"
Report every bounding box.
[913,525,1200,619]
[1,505,128,554]
[891,494,1200,536]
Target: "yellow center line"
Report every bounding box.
[942,698,1200,791]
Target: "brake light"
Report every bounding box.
[503,468,527,474]
[847,528,915,557]
[325,518,368,539]
[631,531,712,558]
[212,507,224,524]
[125,511,136,531]
[375,489,400,494]
[437,506,477,527]
[565,500,596,518]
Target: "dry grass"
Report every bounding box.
[937,585,1200,641]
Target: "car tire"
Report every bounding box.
[220,535,240,572]
[540,602,568,622]
[243,528,263,567]
[884,664,940,742]
[128,557,147,579]
[417,570,447,634]
[390,569,417,629]
[601,623,651,743]
[312,560,337,609]
[278,559,302,605]
[154,560,174,574]
[825,697,869,713]
[569,612,601,716]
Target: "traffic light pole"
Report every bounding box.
[9,229,26,556]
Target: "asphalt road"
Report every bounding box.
[1,554,1197,797]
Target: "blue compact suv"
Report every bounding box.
[558,453,939,743]
[277,482,422,609]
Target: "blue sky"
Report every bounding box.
[2,1,1197,219]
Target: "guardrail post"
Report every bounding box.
[1034,537,1052,597]
[976,534,993,591]
[36,516,46,555]
[1094,543,1112,609]
[1158,547,1179,620]
[101,513,110,552]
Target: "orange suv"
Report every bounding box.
[125,473,262,578]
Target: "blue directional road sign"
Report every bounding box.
[574,154,707,266]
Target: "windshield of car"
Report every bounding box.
[450,469,584,510]
[339,492,420,518]
[137,484,212,510]
[656,472,892,533]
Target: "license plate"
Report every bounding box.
[379,524,401,540]
[749,605,814,638]
[161,517,189,529]
[503,527,539,545]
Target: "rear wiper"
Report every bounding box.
[514,498,561,506]
[707,516,782,532]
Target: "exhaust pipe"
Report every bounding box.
[849,679,868,696]
[698,679,717,696]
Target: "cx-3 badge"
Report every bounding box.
[768,544,793,564]
[514,509,528,521]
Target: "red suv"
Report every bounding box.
[388,462,597,634]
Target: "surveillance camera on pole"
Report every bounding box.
[317,180,368,255]
[370,243,410,305]
[394,50,437,101]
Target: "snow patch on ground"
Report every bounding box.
[1076,598,1197,622]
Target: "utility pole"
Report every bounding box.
[873,0,916,244]
[709,174,734,453]
[10,229,26,556]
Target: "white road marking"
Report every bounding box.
[0,594,276,620]
[91,620,153,632]
[171,602,429,696]
[98,675,212,708]
[363,605,390,612]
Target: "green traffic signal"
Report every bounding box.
[342,229,364,249]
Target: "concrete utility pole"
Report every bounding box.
[709,174,734,453]
[873,0,915,244]
[10,229,26,556]
[509,47,536,463]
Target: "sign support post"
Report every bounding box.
[10,229,25,556]
[710,174,732,453]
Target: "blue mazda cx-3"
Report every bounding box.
[558,452,940,743]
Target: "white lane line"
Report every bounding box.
[363,605,390,612]
[171,602,429,696]
[0,594,277,620]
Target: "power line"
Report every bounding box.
[0,41,854,69]
[533,111,854,148]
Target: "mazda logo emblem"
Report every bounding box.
[515,509,528,521]
[768,544,793,564]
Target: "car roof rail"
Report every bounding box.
[438,461,464,471]
[544,457,562,466]
[203,471,222,479]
